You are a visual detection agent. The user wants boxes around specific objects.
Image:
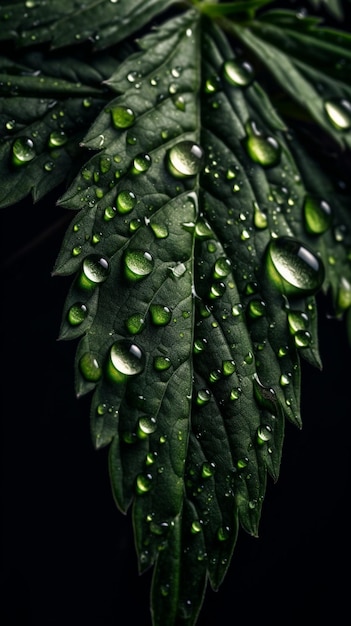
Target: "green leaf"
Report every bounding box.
[51,6,351,624]
[0,0,179,50]
[0,50,117,207]
[227,10,351,149]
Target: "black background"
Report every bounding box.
[1,1,351,623]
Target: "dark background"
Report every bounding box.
[1,182,350,626]
[1,0,351,623]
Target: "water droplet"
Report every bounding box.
[153,356,172,371]
[104,205,117,221]
[138,416,157,437]
[125,314,145,335]
[48,130,67,147]
[257,424,273,445]
[209,281,226,299]
[303,195,332,234]
[117,190,136,214]
[191,521,202,534]
[222,59,255,87]
[132,153,152,173]
[12,136,36,165]
[150,223,169,239]
[110,105,135,129]
[217,526,230,541]
[124,250,154,281]
[336,277,351,313]
[244,120,281,168]
[149,304,172,326]
[237,457,249,470]
[136,473,153,494]
[67,302,88,326]
[253,201,268,229]
[248,298,266,318]
[222,360,236,376]
[109,339,145,378]
[213,257,231,278]
[265,236,325,297]
[79,353,102,382]
[81,254,110,286]
[196,388,211,405]
[193,338,207,354]
[201,461,215,478]
[294,329,312,348]
[167,141,204,178]
[324,98,351,130]
[287,311,308,334]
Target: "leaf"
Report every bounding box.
[50,5,351,624]
[0,49,118,207]
[307,0,345,19]
[227,9,351,149]
[0,0,179,50]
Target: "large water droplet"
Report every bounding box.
[110,105,135,129]
[132,153,152,173]
[324,98,351,130]
[124,250,154,281]
[244,120,281,168]
[303,195,332,234]
[265,236,325,297]
[109,339,145,377]
[222,59,255,87]
[138,416,157,437]
[166,141,204,178]
[81,254,110,286]
[12,136,36,165]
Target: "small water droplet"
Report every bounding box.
[67,302,88,326]
[117,190,136,214]
[138,416,157,437]
[196,388,211,405]
[125,314,145,334]
[79,353,102,382]
[222,59,255,87]
[48,130,67,147]
[132,153,152,174]
[149,304,172,326]
[248,298,266,318]
[109,339,145,378]
[124,250,154,281]
[110,105,135,129]
[191,521,202,534]
[12,136,36,165]
[153,356,172,371]
[213,257,231,278]
[217,526,230,541]
[167,141,204,178]
[303,195,332,234]
[150,223,169,239]
[104,205,117,221]
[136,473,153,494]
[294,329,312,348]
[324,98,351,130]
[244,120,281,168]
[265,236,325,297]
[201,461,215,478]
[222,360,236,376]
[257,424,273,444]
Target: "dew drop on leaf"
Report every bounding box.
[256,424,273,445]
[48,130,68,147]
[110,105,135,129]
[124,250,154,281]
[138,416,157,437]
[12,136,36,165]
[294,329,312,348]
[109,339,145,377]
[136,473,153,494]
[149,304,172,326]
[303,195,332,234]
[166,140,205,178]
[150,223,169,239]
[81,254,110,285]
[222,59,255,87]
[125,314,145,334]
[265,236,325,297]
[196,388,211,405]
[244,120,281,168]
[248,298,266,318]
[153,356,172,371]
[336,277,351,313]
[213,257,231,278]
[67,302,88,326]
[79,353,102,382]
[132,153,152,173]
[117,190,136,214]
[324,98,351,130]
